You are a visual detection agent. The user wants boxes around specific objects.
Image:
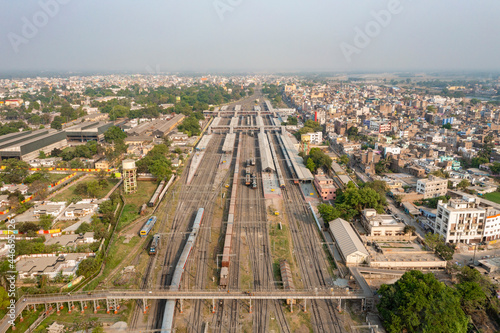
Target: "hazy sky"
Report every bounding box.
[1,0,499,73]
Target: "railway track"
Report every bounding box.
[144,134,225,331]
[271,133,344,333]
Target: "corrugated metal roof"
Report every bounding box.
[258,132,275,172]
[329,218,368,258]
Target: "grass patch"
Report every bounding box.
[47,173,69,183]
[84,235,143,291]
[483,191,500,204]
[117,204,139,230]
[117,181,160,230]
[50,177,119,202]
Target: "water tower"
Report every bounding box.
[122,159,137,194]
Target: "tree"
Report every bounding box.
[76,257,99,278]
[306,158,316,173]
[1,159,30,183]
[177,116,201,137]
[51,117,63,130]
[104,126,126,143]
[426,105,437,113]
[435,242,454,260]
[458,179,470,191]
[0,287,10,310]
[39,215,53,230]
[318,203,342,223]
[403,225,416,235]
[424,232,442,250]
[378,271,468,333]
[456,281,486,312]
[18,222,40,234]
[51,148,63,157]
[442,123,452,130]
[339,155,349,165]
[347,126,358,137]
[489,162,500,175]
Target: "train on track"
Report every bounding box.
[149,233,160,255]
[251,174,257,189]
[139,216,157,237]
[220,136,242,288]
[161,208,205,332]
[148,180,165,207]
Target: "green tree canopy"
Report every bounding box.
[104,126,126,143]
[377,270,469,333]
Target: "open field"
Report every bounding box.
[484,191,500,204]
[117,181,158,230]
[50,177,119,202]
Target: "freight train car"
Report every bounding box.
[139,216,157,237]
[148,180,166,207]
[149,234,160,255]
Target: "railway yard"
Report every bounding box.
[3,95,362,333]
[137,97,351,332]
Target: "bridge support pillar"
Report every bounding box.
[304,299,307,313]
[67,302,72,314]
[143,299,147,314]
[114,299,118,314]
[106,299,110,314]
[290,301,293,313]
[249,298,252,314]
[94,300,98,313]
[179,299,183,314]
[212,299,215,313]
[338,299,342,313]
[19,312,23,322]
[80,301,85,313]
[57,302,61,314]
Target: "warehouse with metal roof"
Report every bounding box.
[0,129,67,161]
[65,121,114,142]
[128,114,184,137]
[328,218,369,266]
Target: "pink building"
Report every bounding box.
[314,174,337,201]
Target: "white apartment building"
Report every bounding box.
[435,196,485,244]
[416,176,448,199]
[483,208,500,242]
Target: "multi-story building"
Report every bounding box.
[313,173,337,201]
[416,175,448,199]
[301,131,323,144]
[483,208,500,242]
[434,196,485,244]
[361,209,406,237]
[370,121,391,133]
